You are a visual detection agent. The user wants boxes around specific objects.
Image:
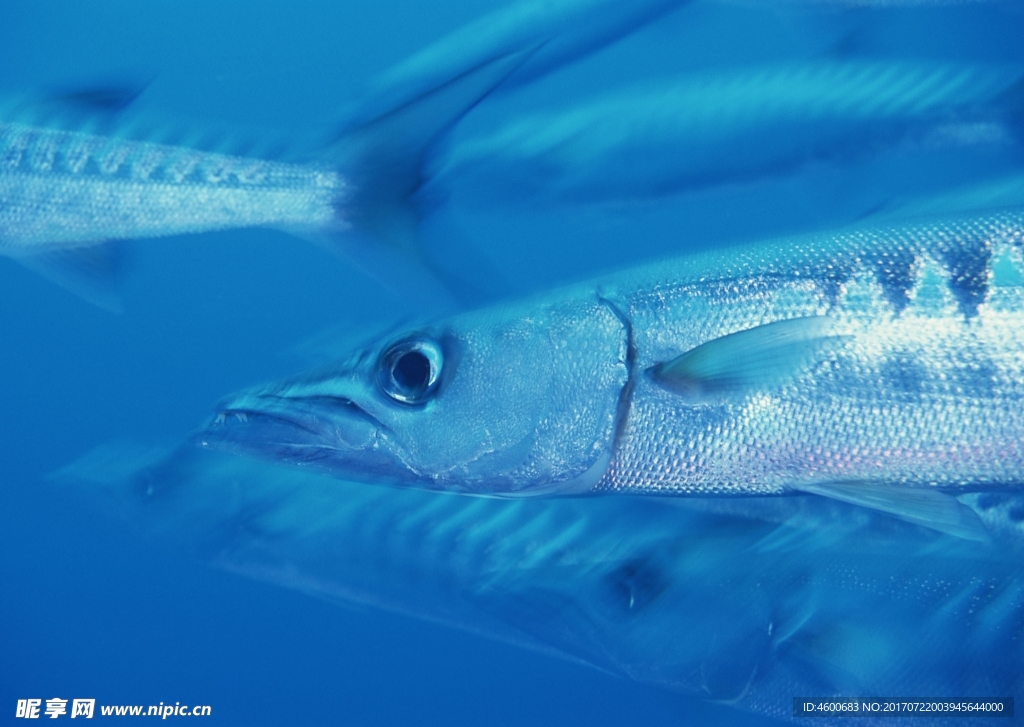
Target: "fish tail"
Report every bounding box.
[316,49,535,309]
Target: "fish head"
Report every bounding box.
[197,295,630,494]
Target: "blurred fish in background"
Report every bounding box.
[426,0,1024,290]
[0,0,695,311]
[429,60,1024,207]
[0,55,521,311]
[56,442,1024,724]
[6,0,1024,724]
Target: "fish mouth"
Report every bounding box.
[194,393,388,467]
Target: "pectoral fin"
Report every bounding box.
[648,315,842,404]
[791,481,988,541]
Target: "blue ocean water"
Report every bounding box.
[0,1,749,724]
[3,0,1024,724]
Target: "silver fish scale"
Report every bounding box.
[0,122,347,252]
[596,211,1024,495]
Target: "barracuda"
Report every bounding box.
[0,48,511,307]
[199,209,1024,535]
[0,0,695,307]
[0,119,347,254]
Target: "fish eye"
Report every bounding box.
[377,337,444,405]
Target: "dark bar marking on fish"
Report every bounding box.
[879,354,926,398]
[943,239,992,318]
[816,263,853,310]
[872,247,917,315]
[954,358,998,398]
[0,122,315,192]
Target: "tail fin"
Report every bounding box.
[317,49,533,310]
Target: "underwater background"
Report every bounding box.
[0,1,739,723]
[3,0,1024,724]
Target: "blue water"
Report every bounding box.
[3,0,1023,724]
[0,1,722,724]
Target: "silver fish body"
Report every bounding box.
[599,212,1024,497]
[0,121,347,256]
[201,209,1024,503]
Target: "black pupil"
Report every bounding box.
[392,350,431,392]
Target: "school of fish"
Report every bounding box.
[11,0,1024,722]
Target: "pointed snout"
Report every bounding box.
[193,380,385,467]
